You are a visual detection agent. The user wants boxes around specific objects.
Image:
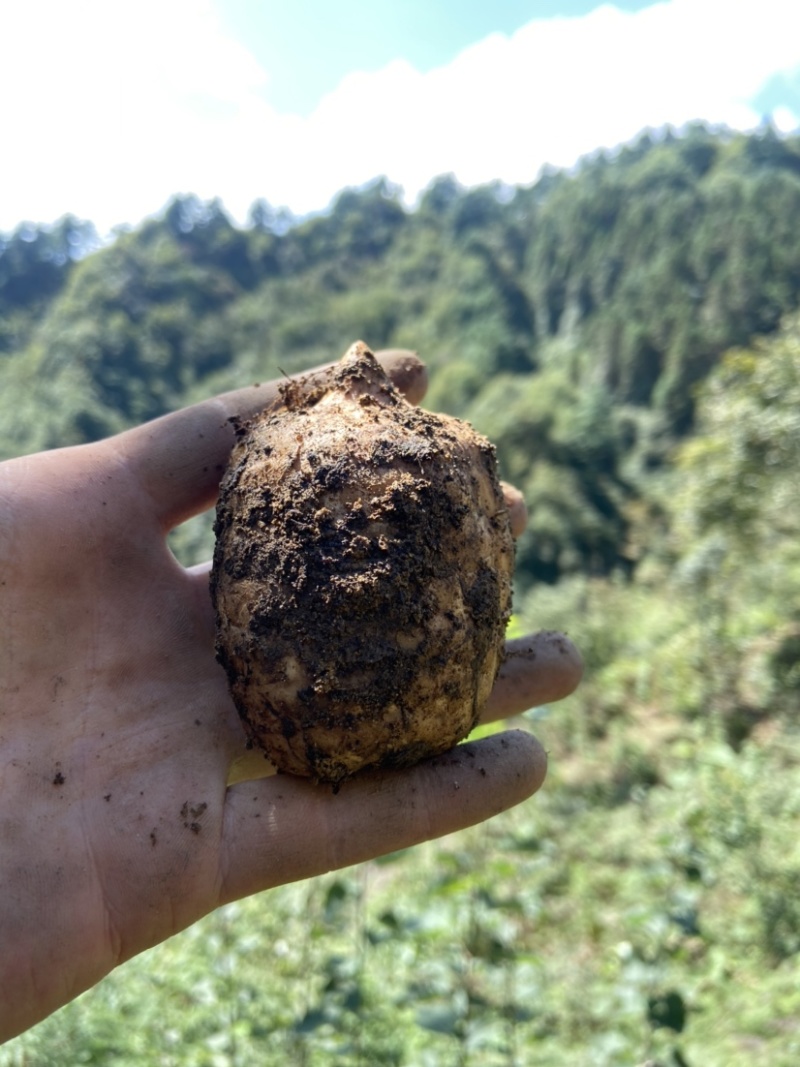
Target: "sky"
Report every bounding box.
[0,0,799,236]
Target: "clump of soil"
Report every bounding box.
[211,342,514,784]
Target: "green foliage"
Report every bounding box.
[6,727,800,1066]
[0,216,97,313]
[661,316,800,731]
[674,320,800,545]
[522,124,800,428]
[0,216,98,359]
[465,368,630,582]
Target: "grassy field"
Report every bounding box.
[4,688,800,1066]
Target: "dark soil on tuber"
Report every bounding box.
[211,342,514,784]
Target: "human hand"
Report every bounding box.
[0,351,581,1041]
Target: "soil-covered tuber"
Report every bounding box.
[211,342,514,784]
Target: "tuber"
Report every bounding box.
[211,342,514,784]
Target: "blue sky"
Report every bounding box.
[219,0,658,115]
[0,0,798,235]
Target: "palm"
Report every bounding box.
[1,444,231,1015]
[0,353,581,1041]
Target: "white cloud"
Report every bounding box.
[0,0,798,234]
[773,106,799,134]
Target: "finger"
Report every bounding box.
[217,729,546,903]
[371,350,428,405]
[186,560,212,577]
[112,349,427,530]
[501,481,527,538]
[222,629,581,785]
[483,632,583,722]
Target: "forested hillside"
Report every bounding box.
[3,123,800,1065]
[3,123,800,587]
